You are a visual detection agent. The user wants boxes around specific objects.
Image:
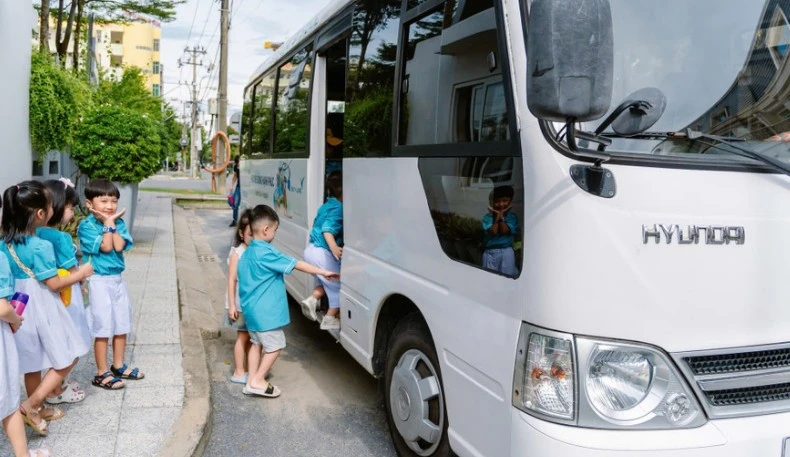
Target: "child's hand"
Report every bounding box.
[331,245,343,261]
[10,314,23,333]
[228,305,239,321]
[79,262,94,280]
[322,270,340,282]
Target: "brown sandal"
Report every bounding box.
[19,402,48,436]
[39,406,65,421]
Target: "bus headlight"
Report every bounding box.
[513,324,707,429]
[577,339,706,429]
[512,326,576,422]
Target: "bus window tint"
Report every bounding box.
[344,0,401,157]
[273,48,312,156]
[407,0,524,277]
[250,72,276,156]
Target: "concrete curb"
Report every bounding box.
[160,201,230,457]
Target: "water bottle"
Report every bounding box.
[10,292,28,316]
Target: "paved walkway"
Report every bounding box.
[0,192,184,456]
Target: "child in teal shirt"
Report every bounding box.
[237,205,338,398]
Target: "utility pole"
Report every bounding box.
[217,0,230,193]
[179,46,207,178]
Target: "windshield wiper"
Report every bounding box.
[667,129,790,176]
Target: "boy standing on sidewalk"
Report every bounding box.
[238,205,338,398]
[78,179,144,390]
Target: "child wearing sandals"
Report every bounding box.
[237,205,339,398]
[2,181,93,437]
[77,179,144,390]
[0,241,52,456]
[300,171,343,330]
[225,209,252,384]
[36,179,93,405]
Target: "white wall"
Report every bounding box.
[0,2,33,191]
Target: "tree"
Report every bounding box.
[29,51,91,154]
[40,0,50,53]
[95,67,161,116]
[37,0,183,65]
[71,105,163,183]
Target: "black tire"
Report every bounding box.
[384,313,452,457]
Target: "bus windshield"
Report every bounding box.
[572,0,790,164]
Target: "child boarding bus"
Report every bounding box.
[238,0,790,455]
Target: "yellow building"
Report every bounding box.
[35,12,162,96]
[93,13,162,95]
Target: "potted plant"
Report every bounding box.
[70,104,162,232]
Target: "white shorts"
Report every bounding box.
[249,329,286,353]
[303,243,341,309]
[89,275,133,338]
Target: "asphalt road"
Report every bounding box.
[192,209,398,457]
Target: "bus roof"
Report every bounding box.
[247,0,354,88]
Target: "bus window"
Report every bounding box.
[325,40,347,181]
[403,0,523,277]
[273,47,312,157]
[250,71,276,156]
[344,0,401,157]
[241,87,253,156]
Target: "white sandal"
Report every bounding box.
[29,449,52,457]
[45,387,85,404]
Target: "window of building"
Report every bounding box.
[153,61,160,74]
[152,84,160,96]
[344,0,401,157]
[111,31,123,44]
[32,161,43,176]
[96,30,102,42]
[153,38,160,52]
[272,47,312,157]
[48,160,59,175]
[111,55,123,67]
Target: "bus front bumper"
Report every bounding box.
[512,408,790,456]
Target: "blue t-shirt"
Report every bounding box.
[309,198,343,249]
[0,253,15,300]
[0,236,58,281]
[482,211,518,250]
[237,239,297,332]
[36,227,78,270]
[77,215,133,275]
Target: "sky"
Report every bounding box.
[161,0,330,129]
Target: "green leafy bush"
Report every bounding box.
[29,51,91,153]
[71,105,162,183]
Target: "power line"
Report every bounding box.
[196,0,214,45]
[184,0,200,45]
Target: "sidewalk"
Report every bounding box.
[0,193,184,456]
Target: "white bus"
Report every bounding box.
[239,0,790,455]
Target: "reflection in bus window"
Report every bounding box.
[273,47,311,156]
[249,72,276,156]
[241,87,253,156]
[345,0,400,157]
[406,0,522,276]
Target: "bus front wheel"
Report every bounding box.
[385,314,451,457]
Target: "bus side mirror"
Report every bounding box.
[527,0,614,122]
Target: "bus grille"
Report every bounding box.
[706,382,790,407]
[675,343,790,419]
[685,348,790,375]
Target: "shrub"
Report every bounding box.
[71,105,162,183]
